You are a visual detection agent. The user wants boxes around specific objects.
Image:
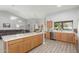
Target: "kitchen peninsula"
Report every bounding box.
[2,32,43,53]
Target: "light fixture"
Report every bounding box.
[18,20,22,22]
[16,24,20,28]
[57,5,62,7]
[10,16,18,20]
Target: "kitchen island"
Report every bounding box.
[2,32,43,53]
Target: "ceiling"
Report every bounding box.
[0,5,79,19]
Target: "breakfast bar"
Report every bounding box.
[2,32,43,53]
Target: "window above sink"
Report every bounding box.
[54,20,73,31]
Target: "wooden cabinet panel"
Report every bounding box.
[33,35,40,47]
[18,41,24,53]
[35,35,43,46]
[55,32,62,41]
[55,32,76,43]
[8,43,19,53]
[45,32,50,39]
[6,34,43,53]
[67,33,74,43]
[61,33,75,43]
[8,41,24,53]
[30,36,35,49]
[74,34,77,44]
[8,39,24,53]
[38,34,43,44]
[8,39,23,44]
[61,33,68,42]
[22,37,34,52]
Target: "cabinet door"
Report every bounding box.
[55,32,62,41]
[45,32,50,39]
[23,37,33,52]
[8,44,18,53]
[67,33,74,43]
[33,35,42,47]
[18,41,24,53]
[29,37,35,50]
[38,35,43,44]
[23,40,29,52]
[61,33,68,42]
[61,33,75,43]
[34,35,39,47]
[34,35,38,47]
[74,34,77,44]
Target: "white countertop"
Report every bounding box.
[2,32,43,41]
[53,30,75,33]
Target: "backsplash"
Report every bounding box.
[0,30,30,36]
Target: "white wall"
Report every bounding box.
[26,18,44,32]
[0,10,44,31]
[0,11,27,30]
[46,8,79,29]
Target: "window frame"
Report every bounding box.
[54,20,73,31]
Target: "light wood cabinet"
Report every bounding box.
[66,33,74,43]
[37,34,43,45]
[45,32,51,39]
[61,33,68,42]
[55,32,76,43]
[7,39,24,53]
[33,34,43,47]
[5,34,43,53]
[55,32,62,41]
[62,33,75,43]
[8,43,19,53]
[18,41,24,53]
[23,37,32,52]
[39,34,43,44]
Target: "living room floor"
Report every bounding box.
[29,39,77,53]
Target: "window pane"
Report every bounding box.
[54,21,73,31]
[54,22,62,30]
[63,22,73,30]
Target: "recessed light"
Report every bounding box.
[57,5,62,7]
[18,20,22,22]
[10,16,17,20]
[16,24,20,28]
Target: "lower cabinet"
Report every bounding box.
[55,32,62,41]
[8,43,19,53]
[45,32,51,39]
[5,34,43,53]
[55,32,76,43]
[61,33,68,42]
[61,33,75,43]
[34,35,43,47]
[22,38,31,53]
[7,39,24,53]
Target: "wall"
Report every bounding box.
[0,11,44,31]
[26,18,44,32]
[0,11,27,30]
[46,8,79,29]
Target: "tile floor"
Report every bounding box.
[0,40,4,53]
[29,40,77,53]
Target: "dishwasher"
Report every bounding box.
[50,32,56,40]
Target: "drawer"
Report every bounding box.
[8,39,24,45]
